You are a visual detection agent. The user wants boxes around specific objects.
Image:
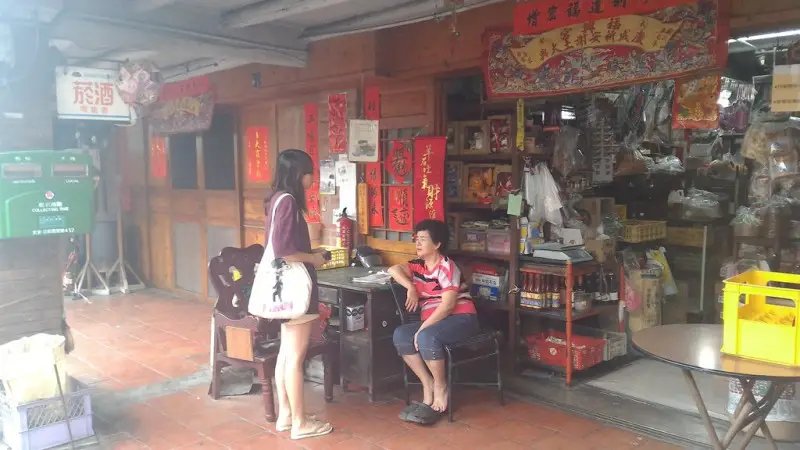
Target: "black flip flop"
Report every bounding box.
[399,402,424,421]
[405,403,442,426]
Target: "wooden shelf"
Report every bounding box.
[448,153,515,163]
[446,201,505,211]
[518,303,618,321]
[518,260,601,277]
[448,249,513,262]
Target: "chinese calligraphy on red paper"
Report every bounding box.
[150,135,167,179]
[385,140,412,183]
[304,103,321,223]
[365,162,384,227]
[413,137,446,224]
[364,86,380,121]
[388,186,413,232]
[328,93,347,154]
[246,126,270,183]
[513,0,695,36]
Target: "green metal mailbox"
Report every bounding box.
[0,150,94,239]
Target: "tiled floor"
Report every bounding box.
[62,290,681,450]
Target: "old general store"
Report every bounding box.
[4,0,800,449]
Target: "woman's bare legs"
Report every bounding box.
[274,350,291,428]
[276,319,331,436]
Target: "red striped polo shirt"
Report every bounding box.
[408,257,476,321]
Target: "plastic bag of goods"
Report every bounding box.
[0,334,67,405]
[729,380,800,440]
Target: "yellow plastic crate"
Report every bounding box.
[621,220,667,243]
[318,246,349,270]
[666,226,710,247]
[722,270,800,366]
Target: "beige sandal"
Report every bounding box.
[290,419,333,440]
[276,414,317,433]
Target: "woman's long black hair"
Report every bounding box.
[266,149,314,212]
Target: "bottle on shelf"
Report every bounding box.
[551,276,562,309]
[607,270,619,302]
[532,274,544,309]
[543,275,552,309]
[520,273,531,308]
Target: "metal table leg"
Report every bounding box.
[682,369,787,450]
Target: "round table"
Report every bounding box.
[632,324,800,450]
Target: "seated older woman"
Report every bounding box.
[388,219,479,421]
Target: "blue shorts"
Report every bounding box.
[393,313,480,361]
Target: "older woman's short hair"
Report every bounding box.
[414,219,450,250]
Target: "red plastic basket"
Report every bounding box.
[525,330,606,371]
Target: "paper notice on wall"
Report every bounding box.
[772,64,800,113]
[319,160,336,195]
[334,160,357,218]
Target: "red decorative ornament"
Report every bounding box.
[385,140,412,183]
[365,162,384,227]
[388,186,413,232]
[304,103,321,223]
[328,93,347,154]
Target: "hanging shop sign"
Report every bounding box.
[246,126,270,183]
[149,135,167,179]
[328,93,348,154]
[365,162,384,227]
[486,0,729,99]
[413,137,446,224]
[385,140,413,183]
[151,76,215,134]
[513,0,696,36]
[56,67,132,121]
[304,103,322,223]
[387,186,413,232]
[364,86,380,121]
[672,74,722,129]
[771,65,800,113]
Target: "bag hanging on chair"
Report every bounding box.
[248,193,312,320]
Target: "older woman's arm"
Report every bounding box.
[417,290,457,332]
[388,263,418,312]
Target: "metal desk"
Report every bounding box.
[633,324,800,450]
[316,267,401,401]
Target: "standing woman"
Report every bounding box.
[265,149,333,440]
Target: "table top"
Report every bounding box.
[316,267,391,293]
[632,324,800,381]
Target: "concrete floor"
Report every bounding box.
[8,290,681,449]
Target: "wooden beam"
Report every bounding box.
[55,13,308,67]
[731,9,800,34]
[221,0,353,29]
[300,0,506,41]
[131,0,181,13]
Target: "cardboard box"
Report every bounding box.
[628,270,663,332]
[577,197,616,230]
[662,280,689,325]
[584,238,615,263]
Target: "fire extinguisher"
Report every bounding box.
[337,208,355,258]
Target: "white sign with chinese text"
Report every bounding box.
[56,66,132,121]
[772,64,800,113]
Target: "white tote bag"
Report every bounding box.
[248,193,312,320]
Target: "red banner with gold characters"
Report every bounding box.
[364,86,380,121]
[413,137,446,224]
[385,140,413,183]
[328,93,347,154]
[672,74,722,129]
[487,0,729,98]
[150,135,167,179]
[387,186,413,232]
[245,126,270,183]
[365,162,384,227]
[304,103,321,223]
[513,0,696,36]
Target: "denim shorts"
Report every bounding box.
[393,313,480,361]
